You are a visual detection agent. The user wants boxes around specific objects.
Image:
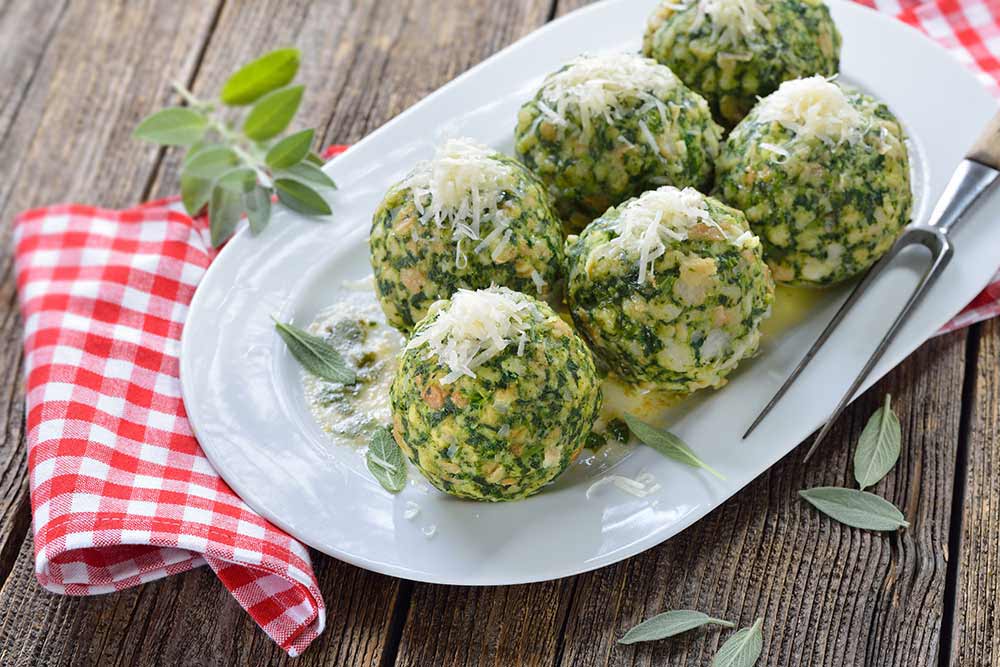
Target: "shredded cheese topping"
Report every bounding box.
[537,53,679,139]
[756,76,869,147]
[589,186,751,284]
[402,138,514,268]
[690,0,771,47]
[406,286,541,384]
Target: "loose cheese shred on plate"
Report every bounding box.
[690,0,772,48]
[406,286,541,384]
[404,501,421,520]
[586,471,662,499]
[403,138,513,268]
[756,76,872,148]
[538,53,680,139]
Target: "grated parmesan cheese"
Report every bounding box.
[402,138,514,268]
[756,76,869,147]
[758,141,789,161]
[529,269,547,293]
[689,0,771,48]
[588,186,749,284]
[406,286,541,384]
[537,53,679,139]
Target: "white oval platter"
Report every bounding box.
[181,0,1000,585]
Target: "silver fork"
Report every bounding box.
[743,110,1000,461]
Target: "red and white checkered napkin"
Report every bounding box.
[9,0,1000,656]
[14,195,327,656]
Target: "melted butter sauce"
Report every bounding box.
[303,276,404,448]
[760,285,825,338]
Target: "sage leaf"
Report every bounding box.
[265,128,314,169]
[624,413,725,480]
[278,161,337,190]
[180,173,212,216]
[183,145,240,180]
[367,426,407,493]
[134,107,207,145]
[274,320,356,384]
[220,48,300,106]
[243,185,272,235]
[208,168,256,246]
[275,178,332,216]
[216,166,256,193]
[619,610,734,645]
[243,85,304,141]
[799,487,909,531]
[712,618,764,667]
[305,151,326,166]
[184,139,207,164]
[208,181,243,248]
[854,394,901,489]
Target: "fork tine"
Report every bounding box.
[801,243,952,461]
[742,250,894,439]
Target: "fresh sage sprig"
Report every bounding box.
[711,618,764,667]
[274,319,356,384]
[798,487,909,531]
[367,426,408,493]
[134,48,335,247]
[624,413,725,480]
[619,610,733,645]
[853,394,901,490]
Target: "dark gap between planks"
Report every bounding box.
[937,323,982,667]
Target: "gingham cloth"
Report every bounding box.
[11,0,1000,657]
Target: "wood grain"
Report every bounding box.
[395,581,575,667]
[951,318,1000,667]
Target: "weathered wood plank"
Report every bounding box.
[951,319,1000,667]
[557,333,966,667]
[0,531,403,667]
[395,581,575,667]
[0,0,71,215]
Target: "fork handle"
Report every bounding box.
[967,109,1000,169]
[926,159,998,233]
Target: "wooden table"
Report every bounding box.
[0,1,997,665]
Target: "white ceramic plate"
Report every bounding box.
[181,0,1000,585]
